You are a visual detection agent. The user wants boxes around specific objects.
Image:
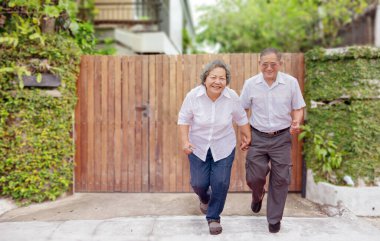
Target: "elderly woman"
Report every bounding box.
[178,59,251,235]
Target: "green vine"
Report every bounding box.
[304,46,380,185]
[299,125,344,183]
[0,0,85,205]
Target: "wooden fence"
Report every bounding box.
[74,53,305,192]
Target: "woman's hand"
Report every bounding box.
[179,125,194,155]
[183,142,195,155]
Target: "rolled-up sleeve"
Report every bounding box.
[178,94,193,125]
[240,80,251,110]
[232,99,248,126]
[291,80,306,110]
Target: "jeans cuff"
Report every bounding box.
[207,219,220,223]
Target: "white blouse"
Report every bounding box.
[178,85,248,162]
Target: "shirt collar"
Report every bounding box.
[196,85,231,99]
[255,72,286,85]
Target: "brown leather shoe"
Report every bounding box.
[200,201,208,214]
[208,220,222,235]
[269,222,281,233]
[251,190,265,213]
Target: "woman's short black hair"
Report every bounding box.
[200,59,231,85]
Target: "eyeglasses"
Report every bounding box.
[260,62,279,69]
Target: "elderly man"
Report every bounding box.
[240,48,306,233]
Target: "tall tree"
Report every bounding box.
[196,0,375,52]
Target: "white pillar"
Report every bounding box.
[375,5,380,47]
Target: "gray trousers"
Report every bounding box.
[245,128,292,224]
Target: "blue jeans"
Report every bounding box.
[188,148,235,221]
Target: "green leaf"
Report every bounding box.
[298,131,307,140]
[36,73,42,83]
[0,67,15,73]
[69,22,79,34]
[29,33,41,40]
[44,6,60,18]
[19,80,24,89]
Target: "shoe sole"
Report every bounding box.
[209,227,222,235]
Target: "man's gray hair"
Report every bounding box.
[200,59,231,85]
[260,48,282,61]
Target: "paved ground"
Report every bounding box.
[0,193,324,221]
[0,193,379,241]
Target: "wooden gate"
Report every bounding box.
[74,53,305,192]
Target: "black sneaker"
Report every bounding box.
[268,222,281,233]
[251,190,265,213]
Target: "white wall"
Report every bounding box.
[169,0,183,53]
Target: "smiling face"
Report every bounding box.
[204,67,227,101]
[259,52,282,83]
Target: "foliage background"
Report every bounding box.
[0,0,97,204]
[304,47,380,185]
[195,0,376,53]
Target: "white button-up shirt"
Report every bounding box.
[178,85,248,162]
[240,72,306,132]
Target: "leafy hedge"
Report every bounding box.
[0,35,80,204]
[0,1,83,205]
[304,46,380,185]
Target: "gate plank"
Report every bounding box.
[80,56,89,191]
[175,55,184,192]
[87,56,95,192]
[101,56,109,192]
[161,55,169,192]
[114,56,122,191]
[169,56,177,192]
[148,55,156,192]
[127,56,136,192]
[107,57,115,192]
[134,56,143,192]
[94,56,102,191]
[121,56,129,192]
[154,55,164,192]
[141,55,150,192]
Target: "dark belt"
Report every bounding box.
[251,126,290,136]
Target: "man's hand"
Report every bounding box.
[290,108,304,135]
[290,120,300,135]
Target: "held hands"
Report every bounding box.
[240,133,251,151]
[290,120,300,135]
[239,124,251,151]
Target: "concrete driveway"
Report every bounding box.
[0,193,379,241]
